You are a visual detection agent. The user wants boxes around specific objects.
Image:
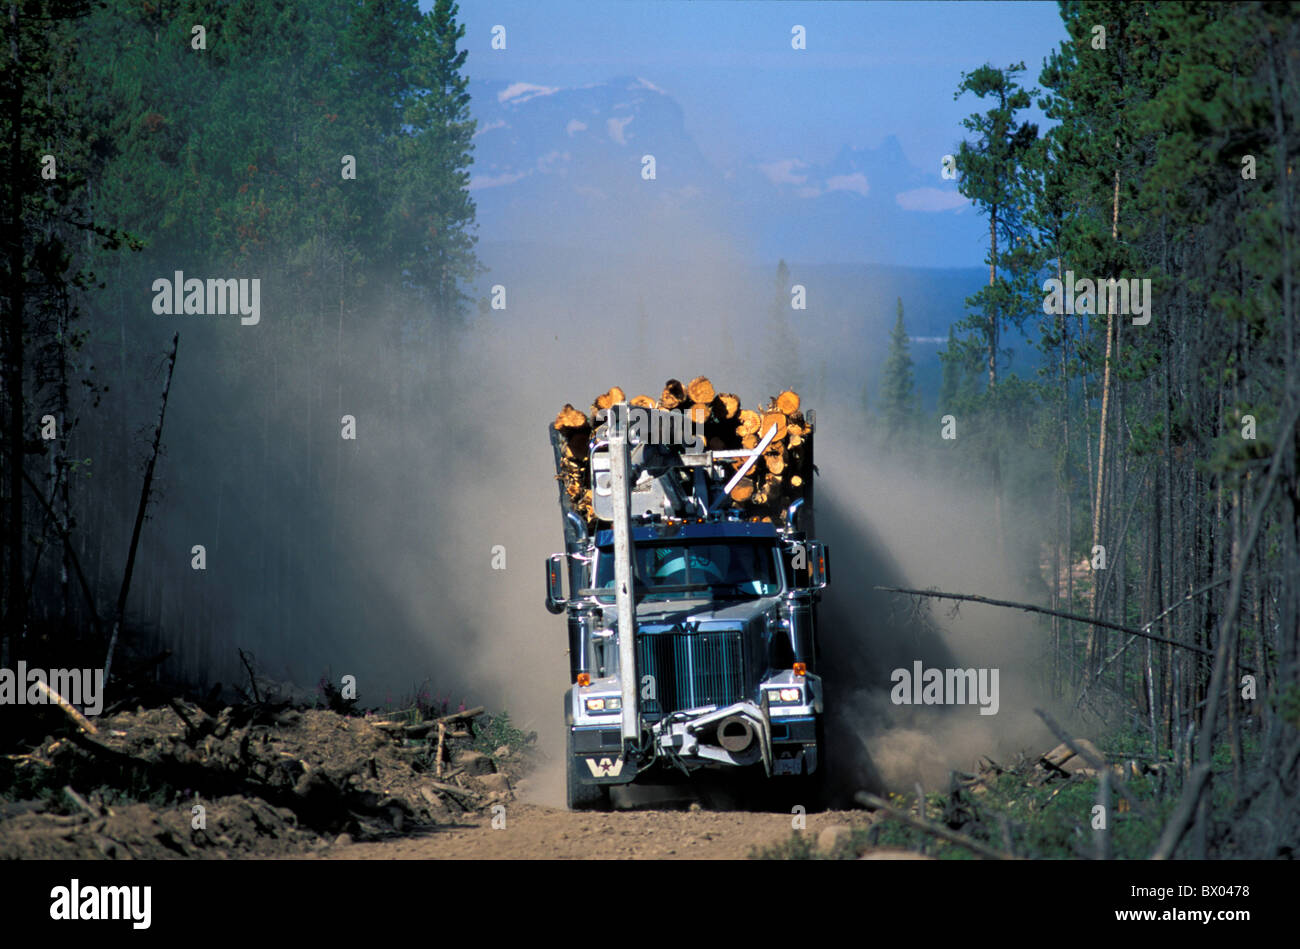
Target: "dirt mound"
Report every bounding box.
[0,699,538,859]
[0,794,319,859]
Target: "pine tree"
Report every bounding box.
[952,62,1039,394]
[951,61,1040,552]
[402,0,481,324]
[768,258,795,390]
[1,0,131,651]
[879,297,917,436]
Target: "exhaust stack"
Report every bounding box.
[609,404,640,747]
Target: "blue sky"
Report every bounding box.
[436,1,1068,171]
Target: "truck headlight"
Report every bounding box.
[766,688,803,704]
[585,697,621,713]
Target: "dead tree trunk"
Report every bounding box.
[104,333,179,686]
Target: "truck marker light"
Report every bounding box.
[793,662,807,677]
[577,673,591,687]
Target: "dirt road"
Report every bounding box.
[319,801,875,859]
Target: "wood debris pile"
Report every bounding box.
[0,697,528,859]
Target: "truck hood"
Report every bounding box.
[630,595,779,629]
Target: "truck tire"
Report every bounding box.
[775,717,828,811]
[566,730,610,811]
[804,715,829,808]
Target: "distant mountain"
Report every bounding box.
[466,76,990,269]
[464,77,1042,411]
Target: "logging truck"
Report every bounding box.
[545,379,830,809]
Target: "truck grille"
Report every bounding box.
[637,629,746,717]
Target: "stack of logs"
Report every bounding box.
[553,376,812,526]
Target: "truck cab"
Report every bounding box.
[545,403,829,809]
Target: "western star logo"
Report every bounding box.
[151,271,261,325]
[586,756,624,777]
[0,662,103,716]
[49,879,151,929]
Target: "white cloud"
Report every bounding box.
[537,150,571,173]
[468,170,530,191]
[472,119,506,139]
[606,115,634,145]
[498,82,559,104]
[565,118,588,136]
[895,187,969,212]
[824,173,869,197]
[633,77,666,94]
[758,158,809,186]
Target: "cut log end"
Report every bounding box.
[760,412,788,442]
[729,477,755,502]
[686,375,715,404]
[554,404,588,430]
[659,379,686,410]
[593,386,627,413]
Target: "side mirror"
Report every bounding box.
[808,542,829,589]
[544,553,567,614]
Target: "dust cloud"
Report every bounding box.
[119,209,1056,809]
[402,232,1056,805]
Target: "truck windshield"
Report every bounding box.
[594,540,781,600]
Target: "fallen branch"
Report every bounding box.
[875,585,1231,664]
[855,790,1015,860]
[62,785,97,818]
[33,679,98,735]
[1034,708,1152,822]
[437,705,485,724]
[237,649,261,704]
[425,779,474,806]
[1082,574,1250,695]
